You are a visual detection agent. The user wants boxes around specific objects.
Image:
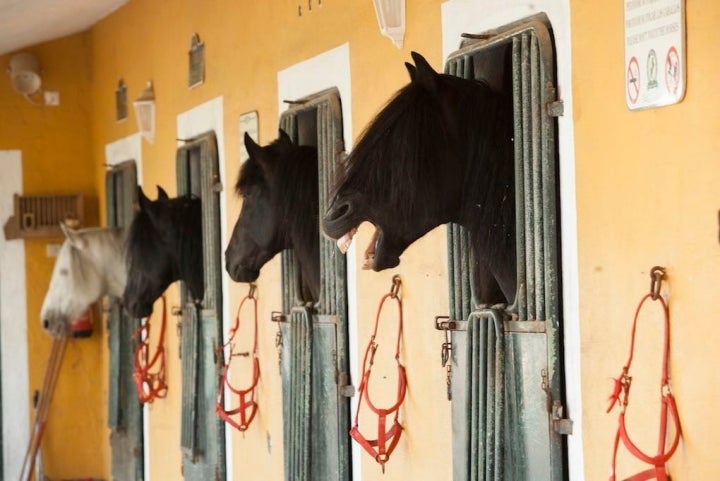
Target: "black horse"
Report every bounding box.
[323,52,516,305]
[225,130,320,302]
[123,185,204,317]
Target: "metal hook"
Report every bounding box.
[649,266,666,300]
[390,275,401,298]
[247,282,257,299]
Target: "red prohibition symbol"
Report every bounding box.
[627,56,640,104]
[665,46,680,95]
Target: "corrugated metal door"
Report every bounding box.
[278,88,352,481]
[443,14,567,481]
[106,160,144,481]
[176,132,226,481]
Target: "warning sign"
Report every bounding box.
[624,0,685,110]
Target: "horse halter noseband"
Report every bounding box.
[216,283,260,432]
[132,295,168,404]
[351,275,406,473]
[606,267,681,481]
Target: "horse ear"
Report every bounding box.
[278,129,293,146]
[60,222,87,250]
[138,186,151,211]
[411,51,438,92]
[405,62,416,81]
[157,185,169,200]
[244,132,263,161]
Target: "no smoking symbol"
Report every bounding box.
[665,46,680,95]
[627,56,640,104]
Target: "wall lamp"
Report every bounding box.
[372,0,405,49]
[133,81,155,143]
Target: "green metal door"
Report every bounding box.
[277,88,352,481]
[106,160,144,481]
[176,132,226,481]
[442,14,568,481]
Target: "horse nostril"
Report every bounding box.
[325,201,352,222]
[43,319,50,329]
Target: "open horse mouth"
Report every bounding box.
[333,225,400,271]
[324,197,401,271]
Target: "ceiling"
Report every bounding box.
[0,0,127,56]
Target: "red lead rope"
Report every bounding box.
[350,275,406,473]
[216,283,260,432]
[607,267,682,481]
[132,295,168,404]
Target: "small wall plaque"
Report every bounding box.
[188,34,205,88]
[115,79,128,121]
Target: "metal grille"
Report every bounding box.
[105,160,144,481]
[444,13,563,481]
[278,88,351,481]
[188,34,205,88]
[176,132,226,480]
[3,193,84,239]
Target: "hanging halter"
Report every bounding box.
[350,275,407,473]
[606,267,682,481]
[132,295,168,404]
[216,283,260,432]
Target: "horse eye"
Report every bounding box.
[59,268,69,276]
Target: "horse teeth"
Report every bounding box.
[336,229,357,254]
[337,237,352,254]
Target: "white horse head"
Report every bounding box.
[40,223,127,336]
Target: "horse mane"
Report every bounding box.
[125,195,204,301]
[344,72,512,223]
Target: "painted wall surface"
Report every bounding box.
[0,34,107,479]
[3,0,719,480]
[571,2,720,480]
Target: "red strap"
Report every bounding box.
[132,296,168,404]
[351,276,406,471]
[608,269,682,481]
[216,283,260,432]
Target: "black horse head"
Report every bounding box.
[323,52,516,304]
[123,185,204,318]
[225,130,320,302]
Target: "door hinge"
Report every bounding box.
[552,400,573,435]
[338,371,355,397]
[547,99,564,117]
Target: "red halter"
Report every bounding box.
[350,275,406,473]
[607,267,682,481]
[132,295,168,404]
[216,283,260,432]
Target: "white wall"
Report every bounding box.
[0,150,29,480]
[442,2,583,479]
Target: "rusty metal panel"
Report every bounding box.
[105,161,144,481]
[177,132,226,481]
[444,13,565,481]
[278,89,351,481]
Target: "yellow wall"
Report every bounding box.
[572,2,720,479]
[0,34,108,478]
[87,1,449,480]
[5,0,719,479]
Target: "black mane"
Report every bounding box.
[124,189,203,317]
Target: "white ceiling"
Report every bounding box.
[0,0,127,56]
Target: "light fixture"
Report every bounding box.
[7,52,42,102]
[133,81,155,143]
[372,0,405,49]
